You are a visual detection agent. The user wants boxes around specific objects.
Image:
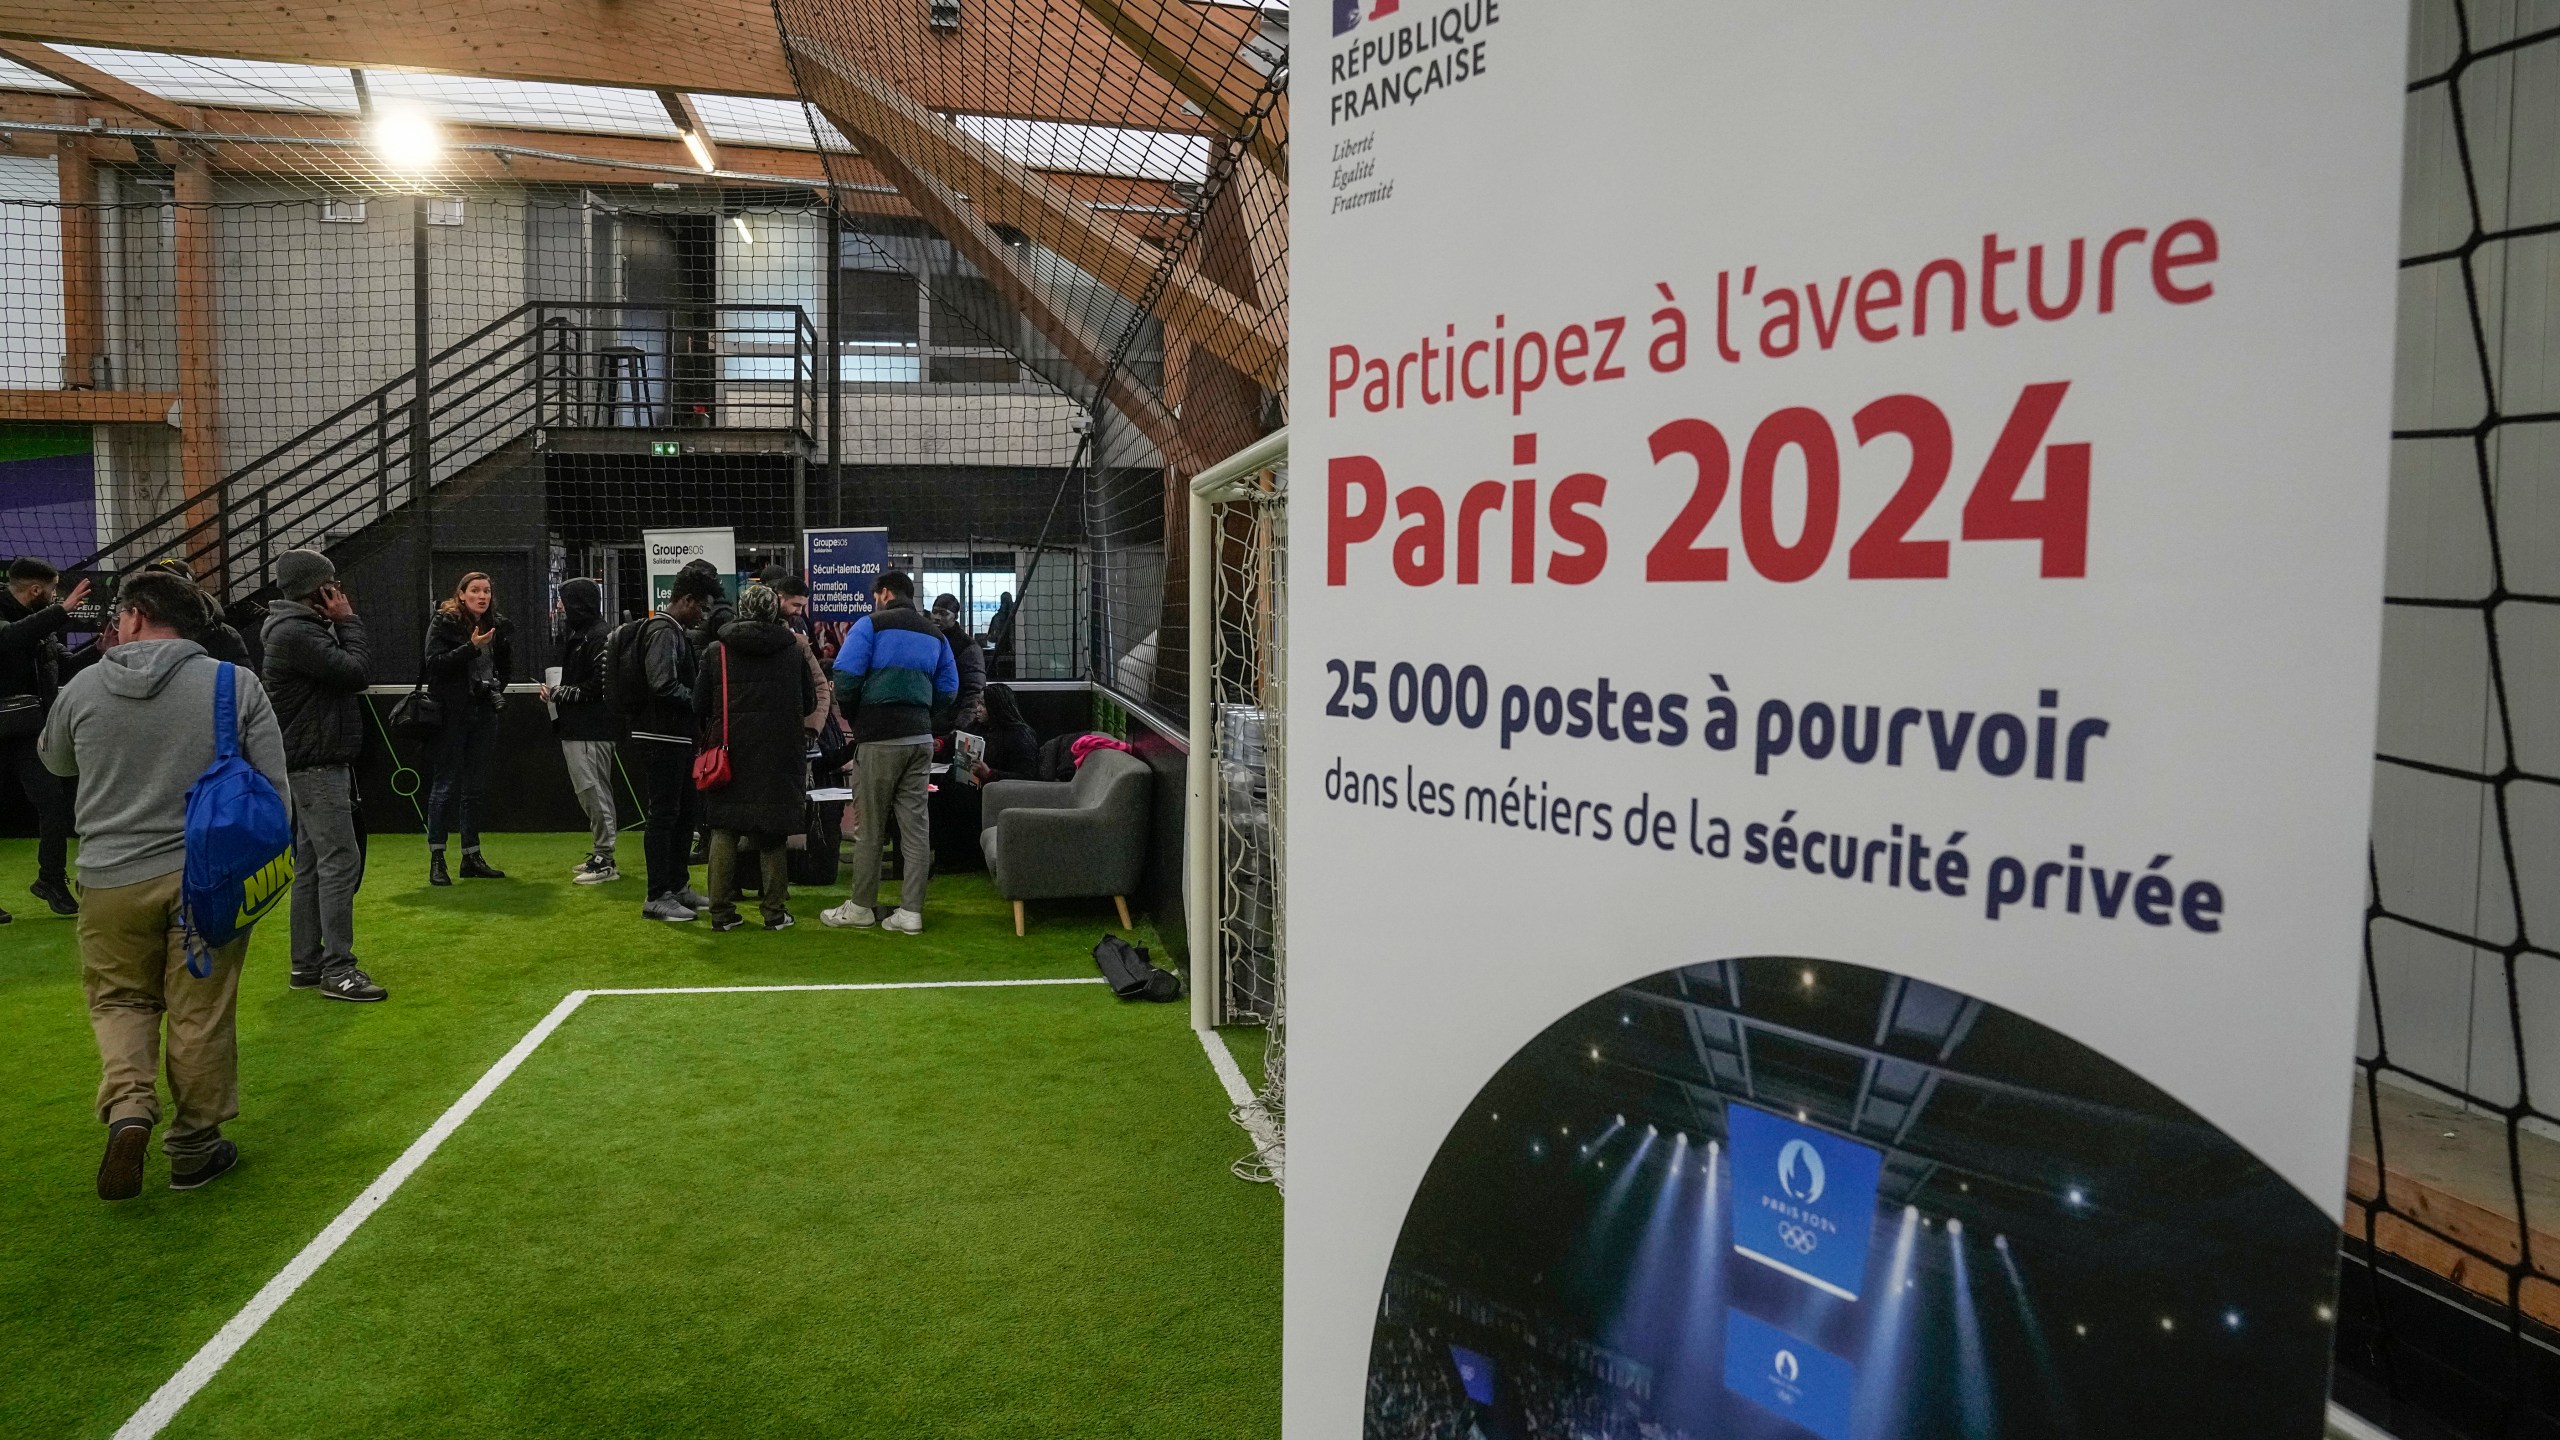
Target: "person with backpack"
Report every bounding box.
[541,577,624,885]
[694,583,817,932]
[614,567,715,921]
[39,570,289,1199]
[420,571,513,886]
[259,549,386,1003]
[1,556,91,923]
[822,570,957,935]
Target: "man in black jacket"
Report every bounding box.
[929,593,988,734]
[635,570,714,921]
[0,557,89,921]
[542,577,624,884]
[260,549,386,1003]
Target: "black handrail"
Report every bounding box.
[80,302,818,597]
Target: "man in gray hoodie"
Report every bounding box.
[40,571,290,1199]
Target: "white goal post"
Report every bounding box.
[1186,427,1290,1186]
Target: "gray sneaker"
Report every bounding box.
[644,896,697,923]
[676,887,710,911]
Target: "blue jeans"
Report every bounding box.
[426,705,497,851]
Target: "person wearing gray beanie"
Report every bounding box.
[259,549,384,1002]
[273,549,335,602]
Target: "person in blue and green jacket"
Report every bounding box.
[821,569,956,936]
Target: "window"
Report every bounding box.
[838,269,920,344]
[929,354,1020,384]
[927,273,1013,349]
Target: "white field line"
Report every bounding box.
[1195,1024,1283,1166]
[113,976,1109,1440]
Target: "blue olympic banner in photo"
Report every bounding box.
[1723,1310,1855,1440]
[1726,1104,1884,1301]
[803,526,889,623]
[1447,1345,1495,1406]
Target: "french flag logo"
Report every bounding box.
[1336,0,1400,37]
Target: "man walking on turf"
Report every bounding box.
[823,570,956,935]
[1,557,91,924]
[261,550,387,1003]
[42,570,289,1198]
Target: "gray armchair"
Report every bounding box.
[980,747,1152,936]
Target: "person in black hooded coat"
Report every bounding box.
[693,583,815,930]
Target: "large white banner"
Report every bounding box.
[1288,6,2406,1437]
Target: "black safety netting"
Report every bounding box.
[2340,4,2560,1437]
[0,6,1291,712]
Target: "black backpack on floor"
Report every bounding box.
[1093,934,1181,1003]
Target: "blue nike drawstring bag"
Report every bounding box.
[180,662,294,977]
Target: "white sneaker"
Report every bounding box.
[883,908,924,934]
[574,855,619,885]
[821,900,877,929]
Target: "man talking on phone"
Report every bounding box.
[261,550,386,1002]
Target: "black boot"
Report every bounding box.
[429,852,451,887]
[459,852,507,880]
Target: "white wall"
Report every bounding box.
[0,154,63,389]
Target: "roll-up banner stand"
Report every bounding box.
[1289,7,2406,1437]
[803,526,891,623]
[643,527,736,613]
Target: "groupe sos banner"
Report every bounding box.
[803,526,891,623]
[643,527,735,613]
[1287,7,2406,1438]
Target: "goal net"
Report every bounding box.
[1190,437,1288,1188]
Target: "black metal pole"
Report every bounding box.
[412,195,434,630]
[825,202,843,527]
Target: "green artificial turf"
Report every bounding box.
[0,834,1279,1439]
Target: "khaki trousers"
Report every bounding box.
[79,870,248,1161]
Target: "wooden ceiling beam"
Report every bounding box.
[788,33,1281,391]
[849,128,1190,470]
[0,38,195,131]
[0,0,1221,133]
[1074,0,1284,176]
[0,89,1192,238]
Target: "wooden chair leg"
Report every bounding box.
[1012,900,1026,937]
[1114,895,1134,930]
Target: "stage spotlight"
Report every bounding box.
[370,102,443,175]
[1800,967,1816,988]
[2224,1310,2242,1331]
[1947,1219,1964,1236]
[2074,1323,2088,1337]
[2159,1316,2175,1333]
[2066,1186,2088,1209]
[2316,1303,2335,1323]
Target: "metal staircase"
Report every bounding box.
[76,302,817,607]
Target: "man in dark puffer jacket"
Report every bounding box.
[260,549,387,1003]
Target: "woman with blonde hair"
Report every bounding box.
[420,570,513,885]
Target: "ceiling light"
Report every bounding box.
[684,130,718,173]
[369,102,442,176]
[730,216,754,245]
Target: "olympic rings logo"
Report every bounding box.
[1778,1223,1820,1254]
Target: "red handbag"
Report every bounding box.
[692,646,733,791]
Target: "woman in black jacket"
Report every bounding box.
[694,583,816,931]
[422,571,514,885]
[972,682,1041,784]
